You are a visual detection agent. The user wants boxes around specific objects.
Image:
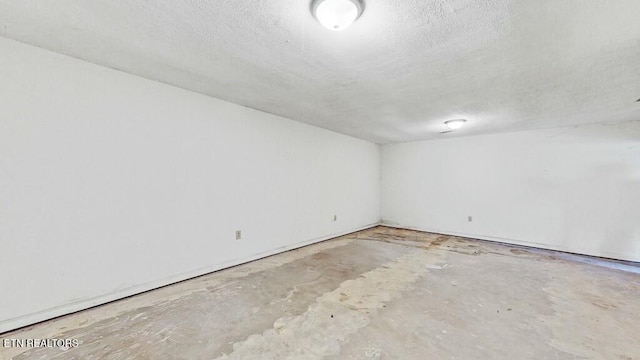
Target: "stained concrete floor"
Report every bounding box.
[2,226,640,359]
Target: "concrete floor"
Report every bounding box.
[2,226,639,359]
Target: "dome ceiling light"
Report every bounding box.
[311,0,364,31]
[444,119,467,130]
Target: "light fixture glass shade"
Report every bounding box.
[313,0,362,31]
[445,119,467,130]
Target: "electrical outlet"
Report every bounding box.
[468,216,473,222]
[235,230,242,240]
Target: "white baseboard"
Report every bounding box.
[380,223,640,263]
[0,222,380,335]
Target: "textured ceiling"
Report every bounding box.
[1,0,639,143]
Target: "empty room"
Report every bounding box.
[1,0,639,359]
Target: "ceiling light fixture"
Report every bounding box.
[444,119,467,130]
[311,0,364,31]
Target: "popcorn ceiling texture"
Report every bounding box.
[0,0,639,143]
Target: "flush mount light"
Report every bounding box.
[444,119,467,130]
[311,0,364,31]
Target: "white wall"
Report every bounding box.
[0,37,380,333]
[381,122,640,262]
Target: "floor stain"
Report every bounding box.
[3,226,640,360]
